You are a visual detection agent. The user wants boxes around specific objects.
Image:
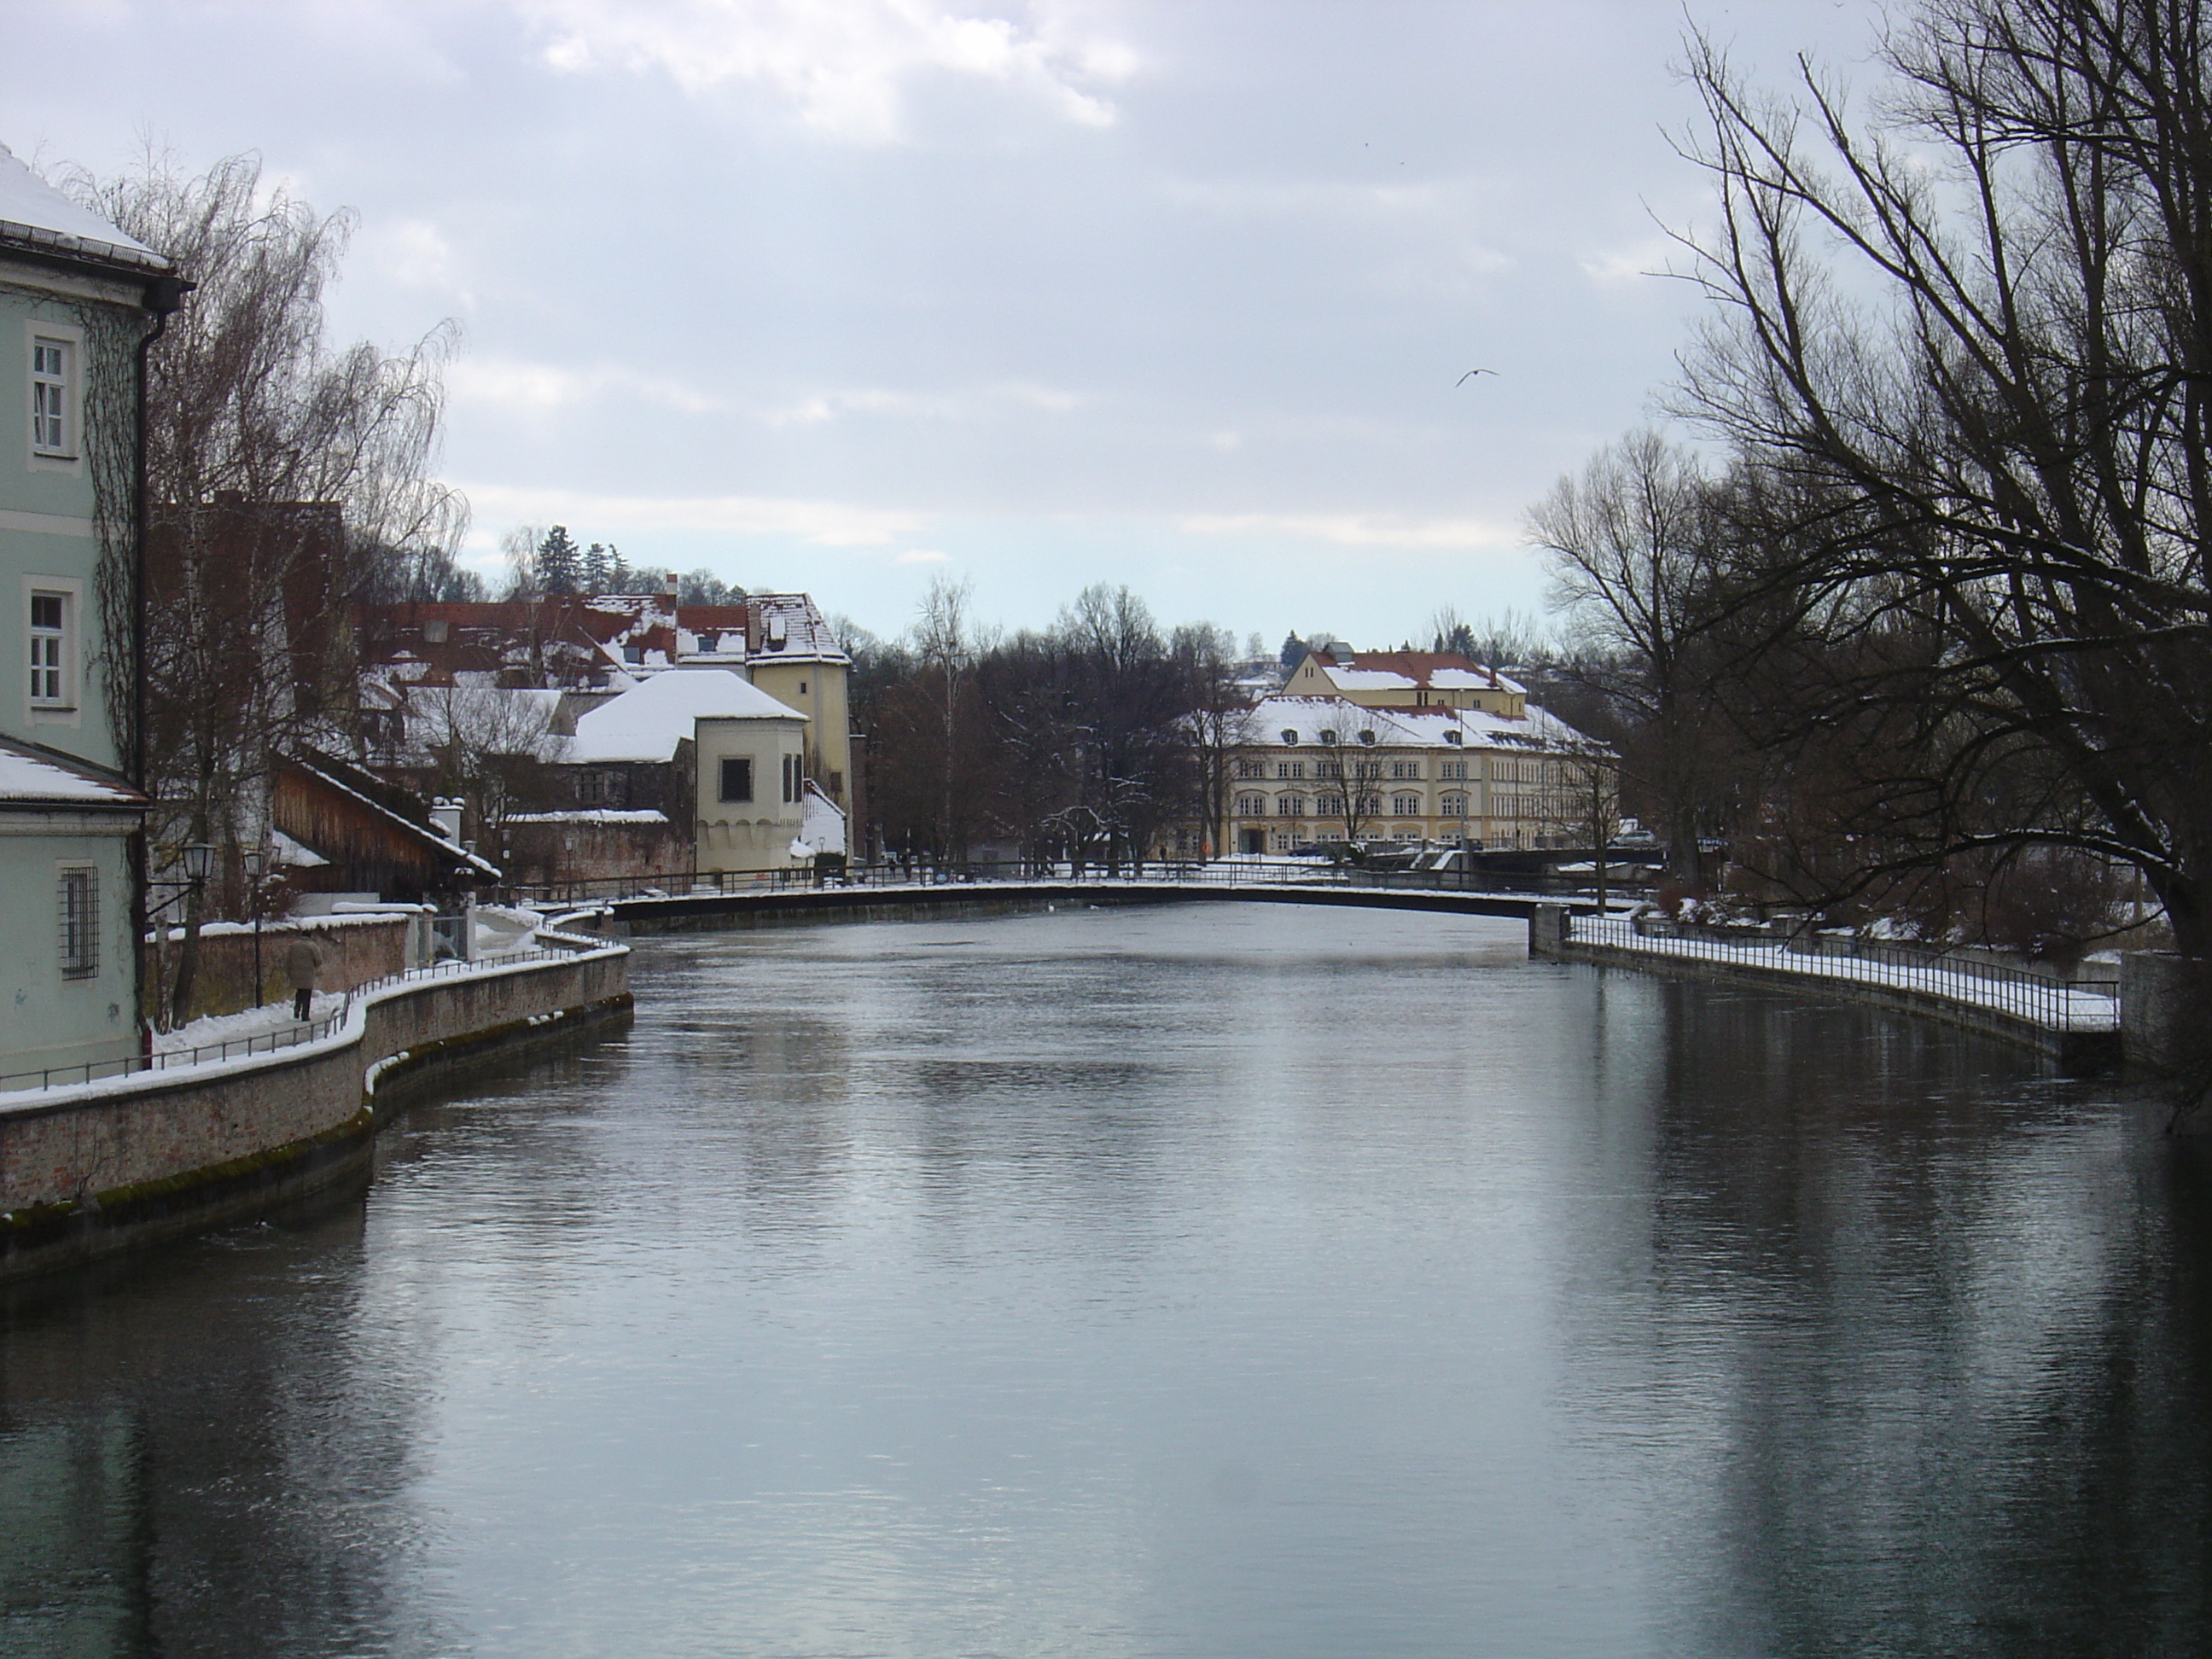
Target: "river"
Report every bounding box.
[3,903,2208,1656]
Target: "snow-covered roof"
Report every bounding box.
[567,666,805,765]
[508,809,670,825]
[1311,650,1527,696]
[286,755,505,880]
[0,144,167,271]
[0,740,145,808]
[1239,694,1592,751]
[799,781,847,856]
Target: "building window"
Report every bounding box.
[1440,760,1468,781]
[782,754,800,804]
[29,590,68,707]
[1318,793,1345,817]
[1276,760,1306,779]
[31,337,71,457]
[1280,728,1298,744]
[1316,760,1341,779]
[1235,759,1264,779]
[1391,760,1420,779]
[719,756,754,802]
[1277,795,1304,817]
[58,866,97,979]
[1393,794,1422,816]
[1441,792,1469,818]
[1356,793,1382,817]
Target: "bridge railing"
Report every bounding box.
[493,859,1656,908]
[1565,912,2121,1032]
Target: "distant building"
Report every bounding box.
[557,666,835,877]
[1220,678,1610,854]
[1284,647,1530,715]
[0,144,183,1079]
[356,588,854,812]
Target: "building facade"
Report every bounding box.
[1223,684,1610,855]
[0,147,181,1078]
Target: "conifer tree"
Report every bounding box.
[535,525,581,595]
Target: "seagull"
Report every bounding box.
[1456,368,1498,387]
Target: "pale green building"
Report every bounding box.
[0,145,183,1082]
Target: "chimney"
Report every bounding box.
[430,799,463,843]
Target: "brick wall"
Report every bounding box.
[143,917,416,1023]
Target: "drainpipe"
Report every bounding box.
[131,271,190,1051]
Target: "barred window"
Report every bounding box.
[58,866,97,979]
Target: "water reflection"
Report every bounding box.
[1,904,2206,1656]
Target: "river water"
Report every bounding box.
[3,904,2209,1656]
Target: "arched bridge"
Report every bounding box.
[579,870,1615,934]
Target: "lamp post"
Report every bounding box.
[242,847,265,1005]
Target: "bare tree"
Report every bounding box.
[410,684,563,860]
[1668,1,2212,958]
[1529,429,1726,881]
[1172,622,1246,860]
[70,149,464,1022]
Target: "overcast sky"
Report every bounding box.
[6,0,1889,649]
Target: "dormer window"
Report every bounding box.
[1319,729,1337,745]
[1445,731,1463,745]
[1281,729,1298,744]
[1359,730,1376,745]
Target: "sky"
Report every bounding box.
[3,0,1890,649]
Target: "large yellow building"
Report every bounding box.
[1220,652,1612,853]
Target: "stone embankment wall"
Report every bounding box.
[0,940,630,1280]
[144,914,424,1024]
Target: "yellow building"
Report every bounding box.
[1222,687,1611,854]
[675,595,853,808]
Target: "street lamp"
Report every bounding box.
[180,841,214,885]
[242,847,265,1004]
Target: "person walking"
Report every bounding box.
[284,934,323,1022]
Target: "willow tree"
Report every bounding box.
[67,150,465,1022]
[1673,0,2212,959]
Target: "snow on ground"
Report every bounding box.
[1574,915,2119,1031]
[154,992,348,1055]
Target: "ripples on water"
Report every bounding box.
[3,904,2209,1656]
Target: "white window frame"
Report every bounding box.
[24,575,83,723]
[25,320,84,471]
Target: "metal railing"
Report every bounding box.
[496,858,1654,907]
[1566,912,2121,1032]
[0,932,615,1097]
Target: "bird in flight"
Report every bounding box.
[1456,368,1498,387]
